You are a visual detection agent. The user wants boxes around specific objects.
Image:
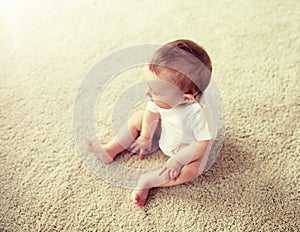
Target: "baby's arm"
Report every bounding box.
[140,108,160,140]
[130,108,160,159]
[159,140,211,180]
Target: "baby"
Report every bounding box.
[87,39,214,207]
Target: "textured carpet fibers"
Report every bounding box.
[0,0,299,231]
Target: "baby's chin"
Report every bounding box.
[151,99,172,109]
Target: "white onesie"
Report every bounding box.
[147,99,213,157]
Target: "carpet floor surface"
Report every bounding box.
[0,0,299,231]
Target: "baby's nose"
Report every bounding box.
[146,89,152,97]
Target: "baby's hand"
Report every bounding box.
[159,158,183,181]
[129,136,152,160]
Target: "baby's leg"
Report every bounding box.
[86,111,144,163]
[158,157,205,187]
[132,156,205,206]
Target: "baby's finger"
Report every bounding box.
[171,170,178,181]
[166,170,171,182]
[130,146,139,156]
[175,171,179,180]
[170,170,176,179]
[129,148,136,156]
[140,153,144,160]
[139,149,145,160]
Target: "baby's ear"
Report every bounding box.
[183,94,195,103]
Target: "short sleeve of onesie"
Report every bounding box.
[188,104,213,141]
[147,100,159,113]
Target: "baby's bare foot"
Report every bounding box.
[131,188,150,207]
[85,139,114,164]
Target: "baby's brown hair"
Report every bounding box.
[149,39,212,97]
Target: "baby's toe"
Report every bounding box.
[131,190,148,207]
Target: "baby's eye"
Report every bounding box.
[149,88,159,96]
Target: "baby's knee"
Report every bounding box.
[128,111,144,128]
[184,166,201,179]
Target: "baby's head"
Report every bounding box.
[145,39,212,109]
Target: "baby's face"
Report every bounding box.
[143,67,185,109]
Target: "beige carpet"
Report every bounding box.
[1,0,299,231]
